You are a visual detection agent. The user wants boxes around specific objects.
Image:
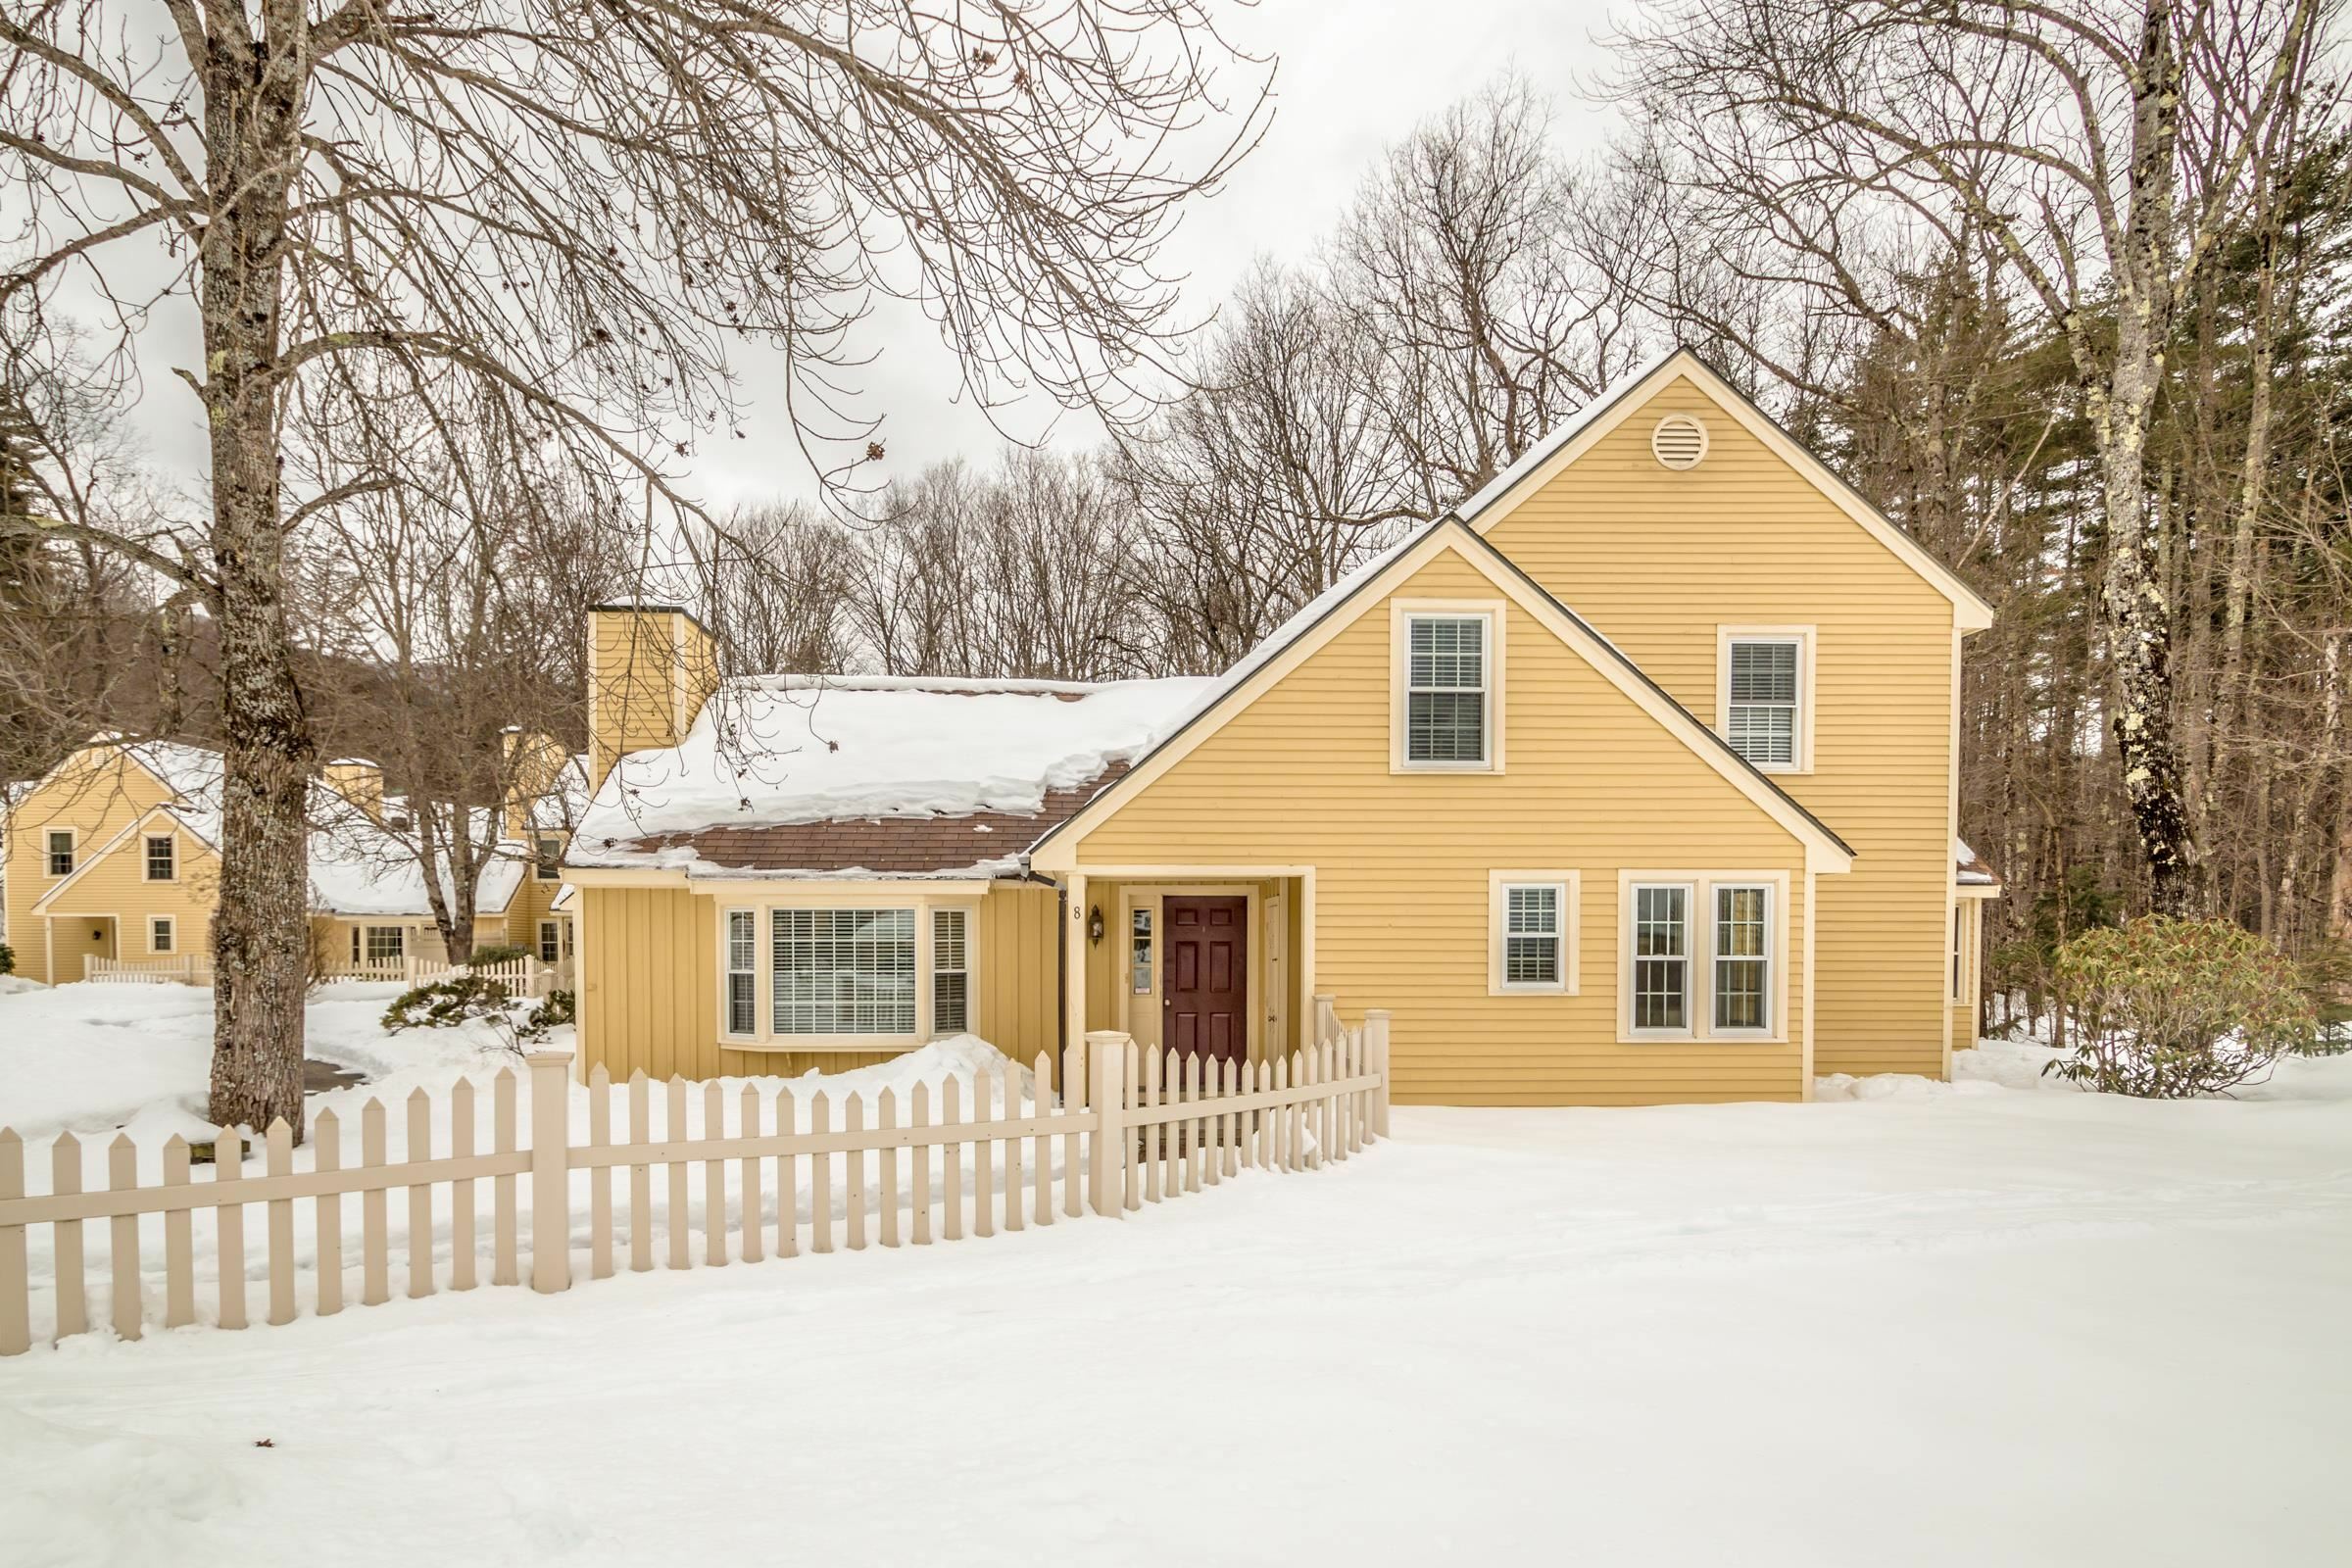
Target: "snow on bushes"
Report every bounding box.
[2049,914,2317,1097]
[380,973,514,1033]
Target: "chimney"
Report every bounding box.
[323,758,384,819]
[587,604,719,790]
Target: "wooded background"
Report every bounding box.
[8,0,2346,1031]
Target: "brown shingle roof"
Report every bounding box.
[596,771,1121,876]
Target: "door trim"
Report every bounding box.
[1117,882,1262,1063]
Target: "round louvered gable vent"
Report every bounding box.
[1650,413,1709,470]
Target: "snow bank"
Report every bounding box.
[573,675,1213,849]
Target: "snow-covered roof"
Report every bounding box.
[519,754,593,833]
[571,675,1214,876]
[1956,839,2000,888]
[27,734,540,918]
[307,808,527,917]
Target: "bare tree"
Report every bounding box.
[3,0,1269,1134]
[1331,76,1653,502]
[1611,0,2327,911]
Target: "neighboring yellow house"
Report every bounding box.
[565,350,2001,1103]
[1,736,584,985]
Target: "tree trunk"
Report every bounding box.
[2096,0,2197,914]
[202,23,316,1141]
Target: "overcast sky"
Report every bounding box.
[98,1,1625,514]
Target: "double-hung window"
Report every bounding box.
[772,908,916,1036]
[46,830,74,877]
[538,920,563,966]
[1711,885,1771,1033]
[149,916,175,955]
[144,834,175,881]
[931,907,971,1036]
[365,925,405,964]
[1630,884,1691,1032]
[1491,873,1577,994]
[1400,611,1494,768]
[1722,632,1808,770]
[724,910,758,1036]
[534,836,564,880]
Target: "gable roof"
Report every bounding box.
[20,736,531,919]
[1455,347,1995,633]
[1027,515,1855,872]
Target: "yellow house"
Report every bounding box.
[1,737,585,985]
[566,350,2000,1103]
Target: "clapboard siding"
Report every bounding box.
[1481,376,1958,1079]
[1073,551,1813,1105]
[3,752,185,984]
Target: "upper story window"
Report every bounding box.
[534,835,564,880]
[46,830,74,877]
[145,834,176,881]
[1395,605,1501,771]
[1719,628,1813,772]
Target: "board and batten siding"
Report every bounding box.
[575,881,1059,1082]
[1480,374,1957,1079]
[1070,551,1815,1105]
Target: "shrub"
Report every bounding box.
[0,942,14,975]
[2049,915,2317,1097]
[382,973,514,1032]
[515,988,575,1041]
[464,944,533,968]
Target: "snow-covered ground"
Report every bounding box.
[4,984,2349,1566]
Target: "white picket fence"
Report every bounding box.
[0,1014,1390,1354]
[87,952,566,997]
[84,954,216,986]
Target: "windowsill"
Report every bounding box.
[1492,983,1572,998]
[1743,761,1811,776]
[721,1034,921,1054]
[1393,760,1500,775]
[1620,1032,1787,1046]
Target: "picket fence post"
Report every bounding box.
[1084,1031,1129,1218]
[527,1050,573,1293]
[1364,1009,1392,1139]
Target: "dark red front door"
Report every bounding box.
[1162,896,1247,1066]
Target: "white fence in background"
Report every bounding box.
[0,1014,1390,1354]
[91,952,562,998]
[83,955,216,986]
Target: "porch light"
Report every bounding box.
[1088,905,1104,946]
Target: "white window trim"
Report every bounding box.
[1716,625,1816,774]
[1489,871,1580,996]
[148,914,175,955]
[1616,870,1791,1045]
[1391,600,1505,774]
[44,827,76,879]
[538,919,563,966]
[143,831,177,882]
[533,835,564,881]
[714,891,981,1053]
